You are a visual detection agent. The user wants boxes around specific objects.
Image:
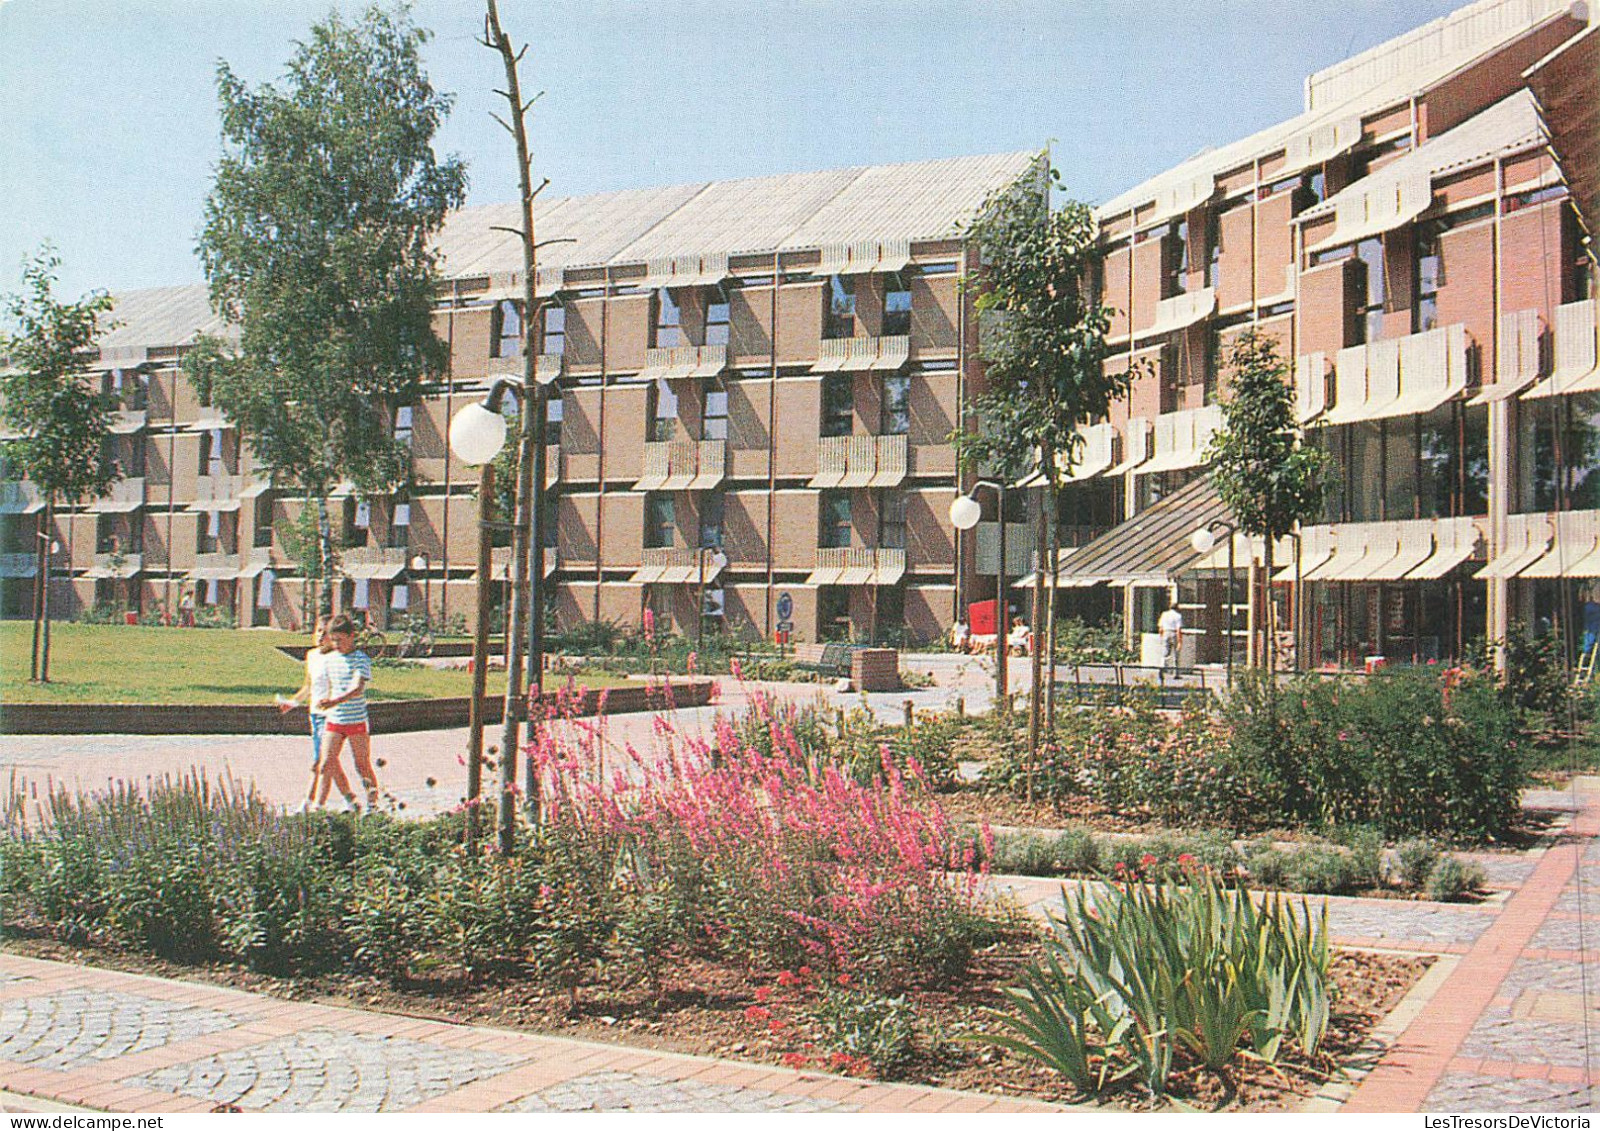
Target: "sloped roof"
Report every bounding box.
[1524,23,1600,236]
[434,150,1042,275]
[1298,90,1547,226]
[94,284,234,367]
[1095,0,1577,222]
[1050,475,1231,587]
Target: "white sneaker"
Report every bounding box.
[342,796,361,814]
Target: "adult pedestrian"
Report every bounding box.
[1158,601,1184,671]
[278,615,336,812]
[179,586,196,628]
[317,614,381,811]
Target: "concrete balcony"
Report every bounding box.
[633,439,726,491]
[340,546,408,580]
[0,481,44,515]
[812,335,910,372]
[809,433,908,488]
[88,551,143,579]
[805,546,906,586]
[85,477,147,513]
[637,344,727,381]
[192,474,244,510]
[536,352,563,383]
[189,552,238,581]
[630,546,726,585]
[110,409,147,434]
[490,546,559,578]
[0,552,37,579]
[975,522,1034,577]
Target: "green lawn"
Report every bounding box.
[0,623,629,705]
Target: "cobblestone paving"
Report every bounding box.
[1554,886,1600,915]
[1524,790,1586,812]
[128,1029,523,1112]
[1529,915,1600,952]
[1456,1005,1593,1068]
[1497,957,1594,997]
[0,990,236,1072]
[497,1070,858,1113]
[1426,1072,1599,1111]
[1462,853,1539,888]
[1318,896,1495,946]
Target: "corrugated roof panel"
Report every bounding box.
[780,152,1043,250]
[1096,3,1573,221]
[614,168,861,263]
[95,285,232,358]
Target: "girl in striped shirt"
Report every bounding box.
[316,614,382,811]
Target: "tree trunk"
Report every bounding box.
[30,508,45,681]
[38,499,55,682]
[1045,485,1060,728]
[1263,537,1276,678]
[1027,492,1047,802]
[316,495,334,618]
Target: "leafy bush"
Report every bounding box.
[987,871,1331,1098]
[1425,856,1484,902]
[1393,839,1441,891]
[809,984,919,1076]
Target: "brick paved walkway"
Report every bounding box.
[0,955,1058,1114]
[1340,777,1600,1113]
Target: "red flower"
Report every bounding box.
[743,1005,772,1024]
[753,986,772,1003]
[836,973,853,987]
[781,1052,809,1069]
[1177,853,1197,867]
[798,965,813,978]
[776,970,799,987]
[768,1018,785,1032]
[1139,853,1158,867]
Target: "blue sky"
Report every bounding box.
[1,0,1468,300]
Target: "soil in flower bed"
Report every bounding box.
[0,929,1429,1111]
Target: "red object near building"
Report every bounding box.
[968,599,1007,636]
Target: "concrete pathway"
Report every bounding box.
[0,954,1056,1114]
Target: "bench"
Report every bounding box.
[791,642,857,679]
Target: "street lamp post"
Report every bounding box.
[448,366,558,854]
[410,553,430,627]
[1191,520,1237,687]
[697,546,728,648]
[949,481,1009,710]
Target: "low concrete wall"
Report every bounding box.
[0,680,714,736]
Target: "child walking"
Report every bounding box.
[316,614,381,811]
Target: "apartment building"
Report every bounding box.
[1051,0,1600,666]
[1,152,1045,644]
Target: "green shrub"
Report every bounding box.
[809,984,919,1077]
[1425,856,1484,902]
[1393,839,1441,891]
[987,871,1331,1098]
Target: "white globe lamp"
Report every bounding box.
[1190,527,1217,555]
[448,401,508,466]
[948,494,982,531]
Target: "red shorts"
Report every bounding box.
[325,721,369,737]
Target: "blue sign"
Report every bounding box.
[776,592,794,621]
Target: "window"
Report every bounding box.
[699,491,724,549]
[545,394,563,447]
[1415,220,1444,333]
[491,300,523,359]
[387,501,410,549]
[821,375,853,437]
[880,491,907,549]
[818,587,851,641]
[881,373,910,436]
[1351,135,1412,181]
[394,406,413,448]
[1205,211,1222,290]
[96,516,118,555]
[644,493,675,549]
[389,581,409,611]
[540,497,559,549]
[202,578,220,606]
[198,508,222,554]
[1503,184,1566,214]
[730,274,774,288]
[1204,326,1223,406]
[819,492,851,549]
[917,261,959,275]
[651,288,681,349]
[1355,237,1386,344]
[824,275,857,340]
[353,578,371,610]
[1164,220,1190,297]
[254,497,274,548]
[541,304,566,355]
[882,274,912,337]
[1309,171,1327,205]
[703,384,728,441]
[256,569,275,609]
[701,584,726,626]
[648,377,678,443]
[704,287,731,346]
[200,428,225,477]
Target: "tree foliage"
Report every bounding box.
[0,247,118,505]
[187,4,468,602]
[1204,330,1330,544]
[955,168,1125,485]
